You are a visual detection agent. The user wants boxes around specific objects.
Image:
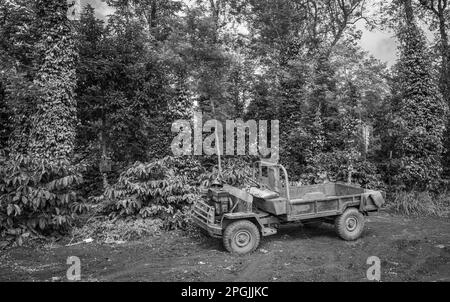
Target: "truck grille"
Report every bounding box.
[192,200,215,225]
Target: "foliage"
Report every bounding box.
[297,150,385,190]
[420,0,450,178]
[98,157,203,230]
[0,81,11,151]
[75,2,186,172]
[1,0,450,240]
[0,0,39,156]
[28,0,78,161]
[385,0,448,190]
[98,156,254,229]
[388,190,450,217]
[0,155,87,243]
[199,157,254,187]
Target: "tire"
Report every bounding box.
[335,208,365,241]
[223,220,261,255]
[302,221,322,229]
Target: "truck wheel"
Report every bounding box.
[223,220,261,255]
[335,208,365,241]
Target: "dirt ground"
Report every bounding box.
[0,211,449,282]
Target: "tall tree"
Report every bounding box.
[418,0,449,103]
[388,0,448,189]
[28,0,78,161]
[76,1,186,165]
[418,0,450,176]
[0,0,39,156]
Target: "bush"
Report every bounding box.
[99,156,203,230]
[387,191,450,217]
[199,157,253,187]
[0,155,87,243]
[351,160,387,191]
[298,151,385,190]
[98,156,254,230]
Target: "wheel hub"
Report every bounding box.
[346,217,358,232]
[234,230,251,247]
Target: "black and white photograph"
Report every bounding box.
[0,0,449,287]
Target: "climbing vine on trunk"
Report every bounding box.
[389,0,448,190]
[29,0,78,162]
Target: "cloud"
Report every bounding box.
[360,30,398,66]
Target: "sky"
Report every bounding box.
[82,0,115,19]
[80,0,400,66]
[359,29,398,65]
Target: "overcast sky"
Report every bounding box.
[81,0,400,66]
[359,29,398,65]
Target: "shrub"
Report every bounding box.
[351,160,387,191]
[98,156,254,230]
[99,157,203,230]
[299,151,385,190]
[199,157,253,187]
[0,155,87,243]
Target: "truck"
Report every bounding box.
[192,161,385,255]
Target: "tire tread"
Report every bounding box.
[335,208,365,241]
[223,220,261,255]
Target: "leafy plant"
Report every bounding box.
[385,0,448,191]
[199,157,254,187]
[99,157,203,230]
[98,156,255,230]
[0,155,87,243]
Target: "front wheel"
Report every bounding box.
[223,220,261,255]
[335,208,365,241]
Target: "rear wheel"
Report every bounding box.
[223,220,260,255]
[335,208,365,241]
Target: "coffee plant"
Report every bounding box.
[0,155,87,243]
[99,157,204,229]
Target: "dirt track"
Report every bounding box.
[1,211,449,282]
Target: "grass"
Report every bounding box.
[387,191,450,218]
[71,217,163,243]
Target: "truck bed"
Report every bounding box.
[253,183,384,219]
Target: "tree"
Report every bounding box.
[28,0,78,161]
[0,80,11,152]
[417,0,450,176]
[388,0,448,189]
[0,0,39,156]
[76,1,188,168]
[418,0,449,104]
